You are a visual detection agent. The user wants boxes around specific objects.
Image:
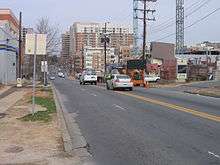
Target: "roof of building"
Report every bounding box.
[0,8,19,28]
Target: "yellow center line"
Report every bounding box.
[116,91,220,123]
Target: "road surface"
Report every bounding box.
[53,78,220,165]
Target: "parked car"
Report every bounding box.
[76,73,82,79]
[106,74,133,91]
[80,70,97,85]
[49,76,56,80]
[58,72,65,78]
[144,75,160,82]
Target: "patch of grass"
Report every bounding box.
[35,97,56,113]
[19,89,56,122]
[20,111,52,122]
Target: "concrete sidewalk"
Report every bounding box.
[0,89,26,114]
[0,86,12,96]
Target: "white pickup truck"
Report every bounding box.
[144,75,160,82]
[80,70,97,85]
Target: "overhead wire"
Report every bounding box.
[152,7,220,42]
[150,0,213,34]
[150,0,208,30]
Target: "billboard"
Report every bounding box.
[127,60,146,69]
[25,34,47,55]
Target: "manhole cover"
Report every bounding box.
[0,113,6,119]
[5,146,24,153]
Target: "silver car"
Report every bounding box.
[106,74,133,91]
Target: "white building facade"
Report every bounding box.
[83,46,117,72]
[0,9,19,84]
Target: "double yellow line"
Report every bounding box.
[116,91,220,123]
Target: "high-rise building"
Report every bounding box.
[61,31,70,64]
[69,22,133,56]
[68,22,133,71]
[83,46,117,72]
[0,9,19,84]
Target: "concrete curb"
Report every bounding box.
[51,84,92,163]
[52,84,73,154]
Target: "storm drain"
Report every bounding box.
[5,145,24,153]
[0,113,6,119]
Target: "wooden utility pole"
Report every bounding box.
[135,0,156,62]
[18,12,22,78]
[104,22,107,73]
[142,0,147,61]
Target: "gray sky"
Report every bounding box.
[1,0,220,45]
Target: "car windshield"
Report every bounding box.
[116,75,130,79]
[86,72,96,76]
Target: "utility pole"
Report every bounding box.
[18,12,22,78]
[104,22,107,73]
[135,0,156,62]
[142,0,147,61]
[101,22,110,73]
[133,0,139,56]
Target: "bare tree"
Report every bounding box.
[35,17,60,55]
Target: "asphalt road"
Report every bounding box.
[53,78,220,165]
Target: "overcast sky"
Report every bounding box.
[1,0,220,45]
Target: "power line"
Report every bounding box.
[150,0,209,30]
[148,0,214,41]
[152,7,220,42]
[150,0,213,33]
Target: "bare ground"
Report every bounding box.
[0,88,80,165]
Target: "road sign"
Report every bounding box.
[25,34,47,55]
[25,33,47,115]
[41,61,48,72]
[127,60,146,69]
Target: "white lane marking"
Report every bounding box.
[208,151,220,159]
[90,93,97,97]
[113,104,126,111]
[80,88,86,91]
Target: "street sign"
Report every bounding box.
[25,34,35,54]
[25,33,47,115]
[41,61,48,72]
[25,34,47,55]
[127,60,146,69]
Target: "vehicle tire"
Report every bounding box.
[94,82,97,85]
[129,87,133,91]
[82,82,85,85]
[80,82,82,85]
